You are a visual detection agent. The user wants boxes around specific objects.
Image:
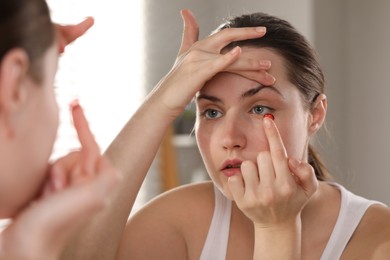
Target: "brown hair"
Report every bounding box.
[0,0,55,83]
[216,12,331,181]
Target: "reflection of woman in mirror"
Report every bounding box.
[0,0,118,258]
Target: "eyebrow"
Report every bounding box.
[196,84,283,103]
[242,84,283,98]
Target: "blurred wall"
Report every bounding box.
[142,0,313,90]
[314,0,390,204]
[141,0,390,205]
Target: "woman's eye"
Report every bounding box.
[251,105,271,115]
[203,109,222,119]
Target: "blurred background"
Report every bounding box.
[47,0,390,211]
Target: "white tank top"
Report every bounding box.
[200,183,385,260]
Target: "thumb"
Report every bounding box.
[288,158,318,198]
[57,17,95,53]
[177,9,199,56]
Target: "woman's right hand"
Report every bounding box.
[0,102,119,260]
[227,117,318,259]
[148,9,275,119]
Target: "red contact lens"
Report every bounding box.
[264,113,274,120]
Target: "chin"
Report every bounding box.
[215,182,234,201]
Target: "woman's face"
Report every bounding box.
[0,44,59,217]
[195,47,312,199]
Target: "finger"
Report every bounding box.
[61,17,94,45]
[57,17,94,53]
[263,117,291,181]
[226,58,276,85]
[50,163,67,191]
[230,70,276,86]
[228,174,245,201]
[49,151,80,175]
[228,59,271,71]
[240,160,260,194]
[256,151,276,187]
[205,26,266,52]
[70,164,85,185]
[288,159,318,197]
[199,46,243,79]
[70,100,100,176]
[178,9,199,56]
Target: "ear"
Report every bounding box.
[308,94,327,135]
[0,48,29,138]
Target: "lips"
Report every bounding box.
[221,159,243,177]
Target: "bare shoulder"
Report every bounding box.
[361,204,390,239]
[132,181,215,220]
[344,203,390,259]
[118,181,215,260]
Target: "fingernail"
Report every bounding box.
[256,26,266,33]
[259,60,271,67]
[69,99,80,110]
[229,46,241,55]
[266,73,276,83]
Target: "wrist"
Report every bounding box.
[253,215,301,231]
[253,217,302,260]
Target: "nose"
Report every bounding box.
[221,114,247,151]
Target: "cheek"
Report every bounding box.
[277,117,309,158]
[195,124,211,162]
[34,89,59,163]
[43,90,59,143]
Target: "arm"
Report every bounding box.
[61,9,275,260]
[228,117,318,259]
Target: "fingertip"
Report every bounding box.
[263,116,273,129]
[69,98,80,111]
[85,16,94,24]
[79,17,94,32]
[266,72,276,84]
[181,9,194,18]
[229,46,241,56]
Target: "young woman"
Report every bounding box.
[62,9,390,260]
[0,1,118,259]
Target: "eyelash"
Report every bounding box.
[200,105,274,120]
